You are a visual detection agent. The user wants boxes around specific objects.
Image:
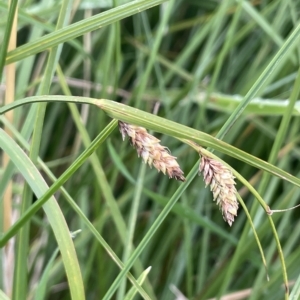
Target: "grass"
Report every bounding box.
[1,0,300,299]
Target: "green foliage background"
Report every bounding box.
[1,0,300,299]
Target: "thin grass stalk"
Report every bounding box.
[236,194,268,279]
[140,13,168,113]
[247,67,300,299]
[0,0,18,81]
[0,117,151,299]
[2,1,18,296]
[117,164,147,300]
[217,21,300,140]
[182,202,193,298]
[1,97,300,189]
[191,0,232,128]
[102,165,195,300]
[72,8,92,154]
[196,148,287,299]
[182,141,268,269]
[133,0,175,108]
[0,120,117,246]
[0,97,300,187]
[0,99,296,298]
[55,69,156,297]
[3,0,17,233]
[222,65,300,300]
[5,0,169,65]
[208,2,242,95]
[13,2,74,299]
[0,128,86,300]
[124,267,152,300]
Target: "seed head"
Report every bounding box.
[119,121,185,181]
[199,156,238,226]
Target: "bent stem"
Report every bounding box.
[0,120,118,247]
[0,96,290,296]
[1,96,300,189]
[181,139,288,297]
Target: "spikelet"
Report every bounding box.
[199,155,238,226]
[119,121,185,181]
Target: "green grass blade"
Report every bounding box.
[0,96,299,188]
[0,0,18,81]
[12,2,73,298]
[192,92,300,116]
[34,248,60,300]
[0,129,84,300]
[217,21,300,140]
[0,120,117,247]
[106,138,237,243]
[132,0,175,107]
[96,98,300,188]
[0,116,151,300]
[124,267,152,300]
[102,164,196,299]
[241,1,284,47]
[5,0,168,65]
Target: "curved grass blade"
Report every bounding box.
[197,146,287,293]
[0,129,85,300]
[216,22,300,140]
[107,140,237,244]
[192,92,300,116]
[0,120,117,247]
[0,117,152,300]
[13,1,74,298]
[101,163,196,300]
[6,0,168,65]
[34,248,60,300]
[96,99,300,189]
[124,267,152,300]
[0,96,299,188]
[0,0,18,81]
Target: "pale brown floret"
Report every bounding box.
[119,121,185,181]
[199,156,238,226]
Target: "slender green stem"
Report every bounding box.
[1,96,299,187]
[0,120,118,247]
[217,22,300,140]
[102,165,195,300]
[0,115,151,300]
[0,0,18,81]
[5,0,168,65]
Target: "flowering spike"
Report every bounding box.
[199,155,238,226]
[118,121,185,181]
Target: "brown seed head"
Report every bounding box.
[199,156,238,226]
[119,121,185,181]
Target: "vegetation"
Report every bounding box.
[1,0,300,299]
